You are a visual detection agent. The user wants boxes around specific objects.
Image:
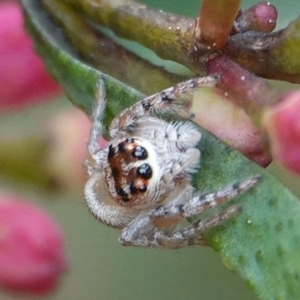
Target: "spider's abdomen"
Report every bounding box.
[105,137,158,207]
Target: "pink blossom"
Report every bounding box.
[262,90,300,174]
[0,1,61,113]
[236,2,277,33]
[0,195,67,295]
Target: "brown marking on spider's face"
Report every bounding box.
[107,138,153,206]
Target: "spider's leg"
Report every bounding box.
[154,205,240,249]
[109,76,217,137]
[88,79,107,158]
[118,184,192,248]
[119,205,240,249]
[151,175,260,228]
[139,75,218,117]
[118,211,163,248]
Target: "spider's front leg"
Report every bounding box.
[153,205,241,249]
[151,175,260,228]
[109,76,218,137]
[119,204,240,249]
[119,176,260,249]
[149,175,260,248]
[86,79,107,170]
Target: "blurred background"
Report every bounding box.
[1,0,300,299]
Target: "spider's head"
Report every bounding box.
[104,137,161,208]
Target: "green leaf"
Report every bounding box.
[271,16,300,76]
[21,1,300,299]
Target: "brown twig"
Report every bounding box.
[195,0,241,50]
[63,0,198,69]
[234,2,277,33]
[62,0,300,83]
[205,55,280,120]
[42,0,185,95]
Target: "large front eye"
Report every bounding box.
[137,163,152,179]
[132,146,148,160]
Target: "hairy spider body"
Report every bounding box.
[84,76,259,248]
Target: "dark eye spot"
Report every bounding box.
[142,101,151,111]
[118,141,126,152]
[130,183,138,195]
[137,163,152,179]
[111,167,119,178]
[161,92,172,103]
[132,146,148,160]
[125,124,136,132]
[139,185,147,193]
[108,145,116,158]
[117,188,129,202]
[125,138,134,143]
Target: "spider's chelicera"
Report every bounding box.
[84,76,259,248]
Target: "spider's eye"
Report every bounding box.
[108,145,117,158]
[139,185,147,193]
[116,188,130,202]
[137,163,152,179]
[125,138,134,143]
[130,182,148,195]
[118,139,134,152]
[130,183,138,195]
[132,146,148,160]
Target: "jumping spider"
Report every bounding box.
[84,76,259,248]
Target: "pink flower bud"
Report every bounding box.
[236,2,277,33]
[0,195,67,296]
[262,90,300,174]
[0,2,61,113]
[192,87,271,167]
